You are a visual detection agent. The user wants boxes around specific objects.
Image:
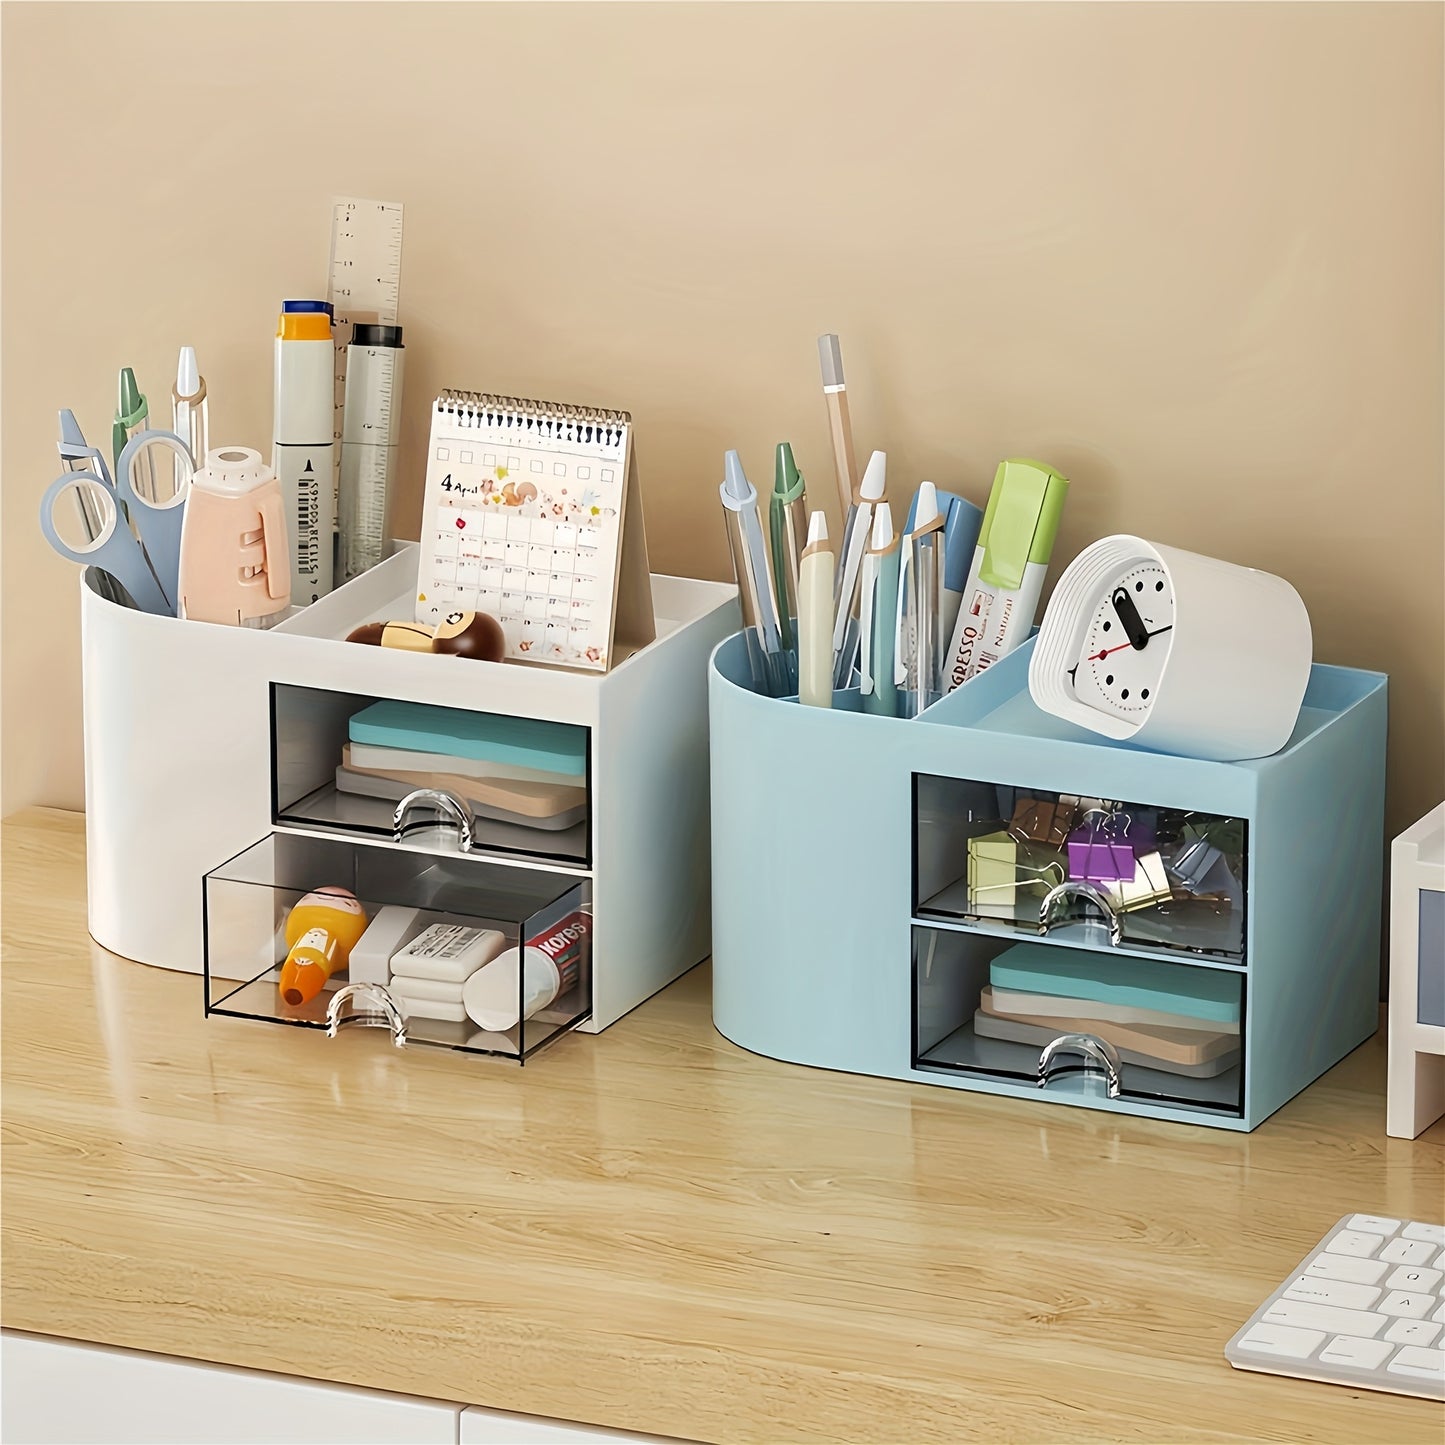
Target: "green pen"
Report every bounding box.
[112,367,153,501]
[768,442,808,654]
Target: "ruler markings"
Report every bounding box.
[326,198,404,524]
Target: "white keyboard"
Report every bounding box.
[1227,1215,1445,1399]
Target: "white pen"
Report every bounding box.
[720,450,790,697]
[172,347,208,499]
[831,449,886,687]
[858,501,900,718]
[895,480,946,718]
[797,511,835,709]
[273,299,336,605]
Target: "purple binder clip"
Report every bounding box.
[1067,809,1154,883]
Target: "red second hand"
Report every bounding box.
[1089,640,1136,661]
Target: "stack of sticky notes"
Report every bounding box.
[337,700,588,831]
[973,943,1241,1077]
[387,922,506,1022]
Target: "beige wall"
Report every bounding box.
[3,2,1442,839]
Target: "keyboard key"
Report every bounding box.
[1319,1335,1393,1370]
[1263,1300,1388,1338]
[1385,1346,1445,1383]
[1328,1230,1385,1259]
[1379,1238,1436,1265]
[1402,1223,1445,1244]
[1348,1215,1402,1236]
[1434,1302,1445,1324]
[1236,1323,1325,1360]
[1284,1276,1382,1310]
[1306,1254,1389,1285]
[1380,1292,1433,1319]
[1386,1265,1442,1292]
[1385,1319,1442,1347]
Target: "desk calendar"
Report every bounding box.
[415,391,655,671]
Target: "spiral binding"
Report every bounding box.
[436,389,630,448]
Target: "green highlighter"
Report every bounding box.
[942,458,1069,691]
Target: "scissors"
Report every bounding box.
[40,427,194,615]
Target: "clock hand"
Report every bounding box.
[1088,624,1173,662]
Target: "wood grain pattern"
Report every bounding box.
[2,808,1442,1443]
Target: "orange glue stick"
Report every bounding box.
[280,887,369,1006]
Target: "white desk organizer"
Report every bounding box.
[1387,803,1445,1137]
[81,545,737,1048]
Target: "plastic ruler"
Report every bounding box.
[326,197,404,516]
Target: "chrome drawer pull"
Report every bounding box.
[1038,879,1123,946]
[392,788,475,853]
[327,983,408,1047]
[1038,1032,1123,1099]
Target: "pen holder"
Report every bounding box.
[708,627,1388,1131]
[79,546,740,1043]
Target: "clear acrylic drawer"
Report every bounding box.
[204,832,592,1061]
[914,776,1248,960]
[913,925,1246,1120]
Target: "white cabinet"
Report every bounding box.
[0,1333,460,1445]
[1,1333,696,1445]
[460,1405,688,1443]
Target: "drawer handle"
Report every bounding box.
[393,788,475,852]
[1038,1032,1123,1099]
[1038,880,1123,946]
[327,983,408,1047]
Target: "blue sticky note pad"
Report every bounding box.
[989,943,1240,1023]
[348,700,587,778]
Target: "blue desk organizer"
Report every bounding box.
[709,633,1387,1131]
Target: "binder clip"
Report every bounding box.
[967,830,1067,919]
[1102,850,1172,912]
[1010,797,1079,848]
[1067,809,1156,884]
[1167,819,1244,895]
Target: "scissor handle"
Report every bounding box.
[115,428,193,609]
[38,471,171,616]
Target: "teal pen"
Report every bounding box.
[768,442,807,654]
[858,501,900,717]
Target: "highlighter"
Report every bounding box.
[273,300,336,606]
[279,887,369,1007]
[943,459,1069,692]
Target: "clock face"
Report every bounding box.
[1070,562,1175,719]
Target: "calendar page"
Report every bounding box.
[414,395,634,671]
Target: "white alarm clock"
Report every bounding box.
[1028,535,1313,761]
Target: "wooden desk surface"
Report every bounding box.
[3,808,1442,1443]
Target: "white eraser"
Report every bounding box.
[347,906,426,988]
[390,922,508,984]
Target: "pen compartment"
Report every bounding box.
[709,628,1388,1130]
[204,831,592,1060]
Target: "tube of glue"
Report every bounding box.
[279,887,369,1006]
[944,459,1068,691]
